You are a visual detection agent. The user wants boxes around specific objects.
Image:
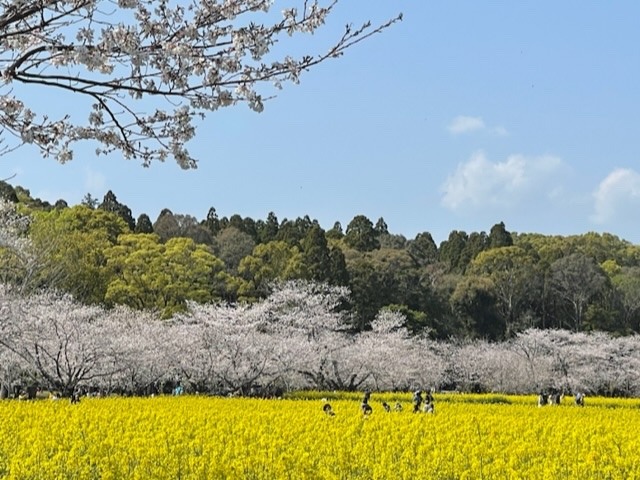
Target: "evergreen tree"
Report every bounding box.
[81,193,99,209]
[99,190,135,231]
[300,225,331,283]
[344,215,379,252]
[203,207,221,236]
[489,222,513,249]
[258,212,279,243]
[439,230,468,272]
[328,246,350,286]
[326,221,344,240]
[153,209,180,242]
[135,214,154,234]
[0,181,18,203]
[407,232,438,266]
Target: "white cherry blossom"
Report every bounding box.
[0,0,401,167]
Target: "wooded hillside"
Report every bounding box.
[2,180,640,339]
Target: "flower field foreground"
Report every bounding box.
[1,395,640,479]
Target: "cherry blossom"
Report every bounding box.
[0,1,401,166]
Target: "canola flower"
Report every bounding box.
[0,394,639,479]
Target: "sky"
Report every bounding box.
[3,1,640,245]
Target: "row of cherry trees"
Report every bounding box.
[1,281,639,398]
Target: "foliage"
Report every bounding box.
[27,205,129,303]
[105,233,228,316]
[3,183,640,337]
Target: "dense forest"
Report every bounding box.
[2,180,640,340]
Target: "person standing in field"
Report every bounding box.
[423,389,435,413]
[361,391,373,415]
[412,390,423,413]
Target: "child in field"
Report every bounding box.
[322,402,335,416]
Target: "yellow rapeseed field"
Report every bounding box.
[0,393,639,479]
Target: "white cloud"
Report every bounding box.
[447,115,508,136]
[440,151,565,211]
[591,168,640,224]
[492,125,508,136]
[448,116,485,134]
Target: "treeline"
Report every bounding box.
[2,283,639,398]
[2,180,640,339]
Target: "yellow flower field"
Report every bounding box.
[0,394,639,479]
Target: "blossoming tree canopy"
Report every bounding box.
[0,0,402,168]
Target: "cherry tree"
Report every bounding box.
[99,306,175,395]
[0,287,23,397]
[172,303,283,395]
[0,289,129,396]
[0,1,401,166]
[509,329,558,392]
[353,310,427,391]
[439,340,504,393]
[253,280,359,391]
[4,278,640,398]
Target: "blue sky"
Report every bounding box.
[3,1,640,244]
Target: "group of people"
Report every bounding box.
[537,389,586,407]
[322,389,436,417]
[412,389,435,413]
[323,387,587,417]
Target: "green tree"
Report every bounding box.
[81,193,99,209]
[460,231,488,268]
[374,217,389,235]
[344,215,379,252]
[12,186,52,210]
[153,209,180,242]
[98,190,135,231]
[369,248,423,311]
[28,206,129,303]
[175,214,213,245]
[382,304,431,336]
[238,241,304,297]
[347,255,385,331]
[54,199,68,209]
[469,246,541,336]
[488,222,513,249]
[257,212,279,244]
[326,221,344,241]
[407,232,438,267]
[611,266,640,332]
[328,246,350,286]
[0,181,18,203]
[135,214,154,234]
[300,225,331,283]
[450,276,505,340]
[378,233,407,249]
[105,234,228,317]
[203,207,221,236]
[214,227,256,273]
[439,230,468,273]
[276,216,316,246]
[549,253,609,331]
